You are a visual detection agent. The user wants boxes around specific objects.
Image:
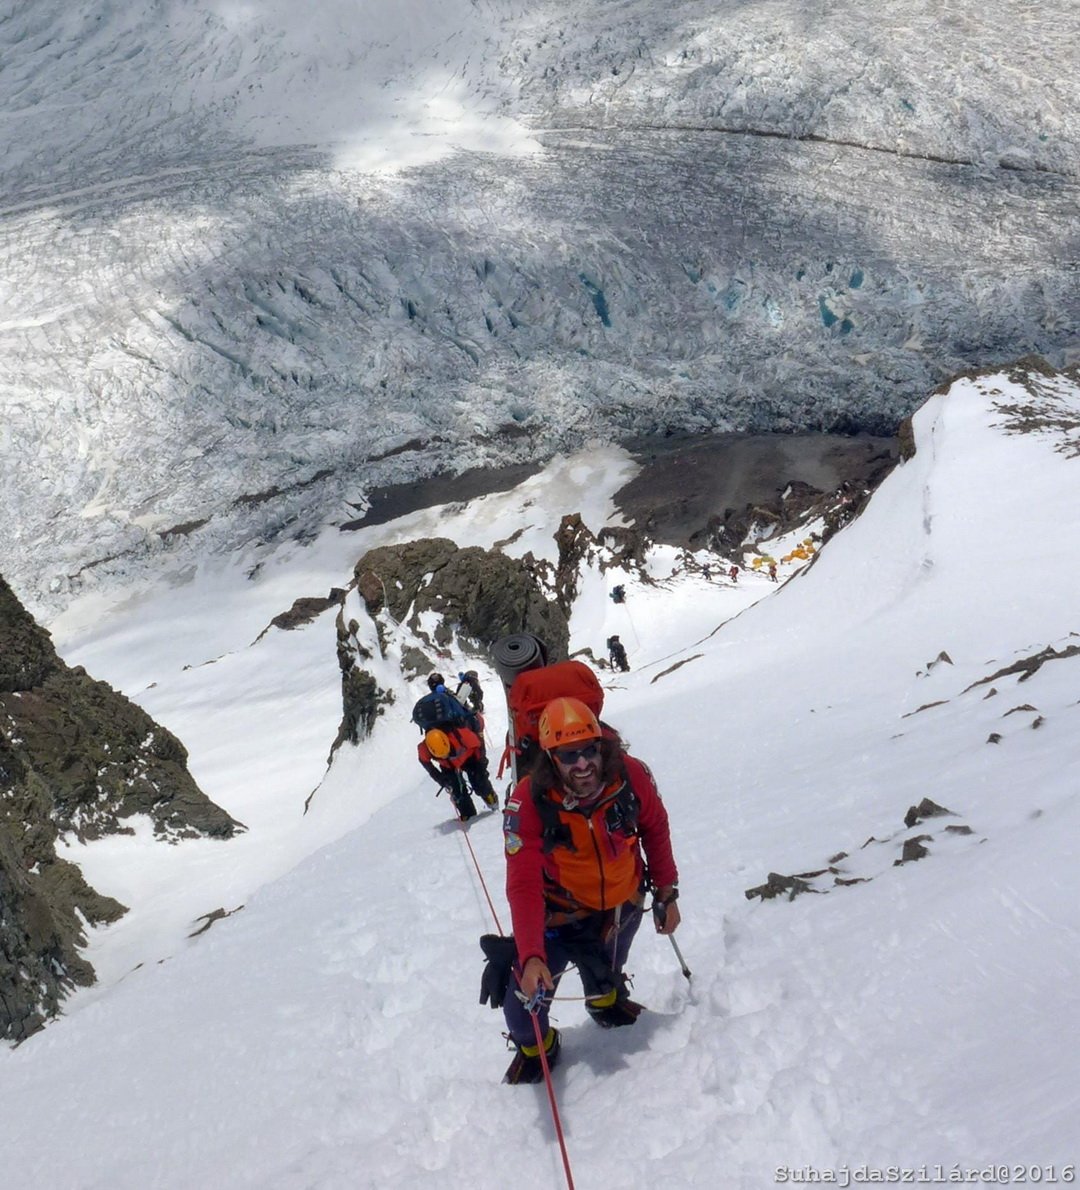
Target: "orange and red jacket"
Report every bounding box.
[503,754,678,969]
[417,725,484,776]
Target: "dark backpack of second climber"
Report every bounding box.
[411,672,477,733]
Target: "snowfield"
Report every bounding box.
[1,367,1078,1188]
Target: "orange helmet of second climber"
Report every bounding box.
[425,728,452,759]
[538,697,601,751]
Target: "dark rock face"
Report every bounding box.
[355,538,570,660]
[264,589,346,634]
[331,618,391,755]
[615,433,900,553]
[334,537,571,753]
[3,673,239,844]
[904,798,955,830]
[0,574,240,1041]
[552,514,596,612]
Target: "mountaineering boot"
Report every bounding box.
[450,786,478,821]
[470,770,500,810]
[585,984,644,1028]
[503,1028,561,1085]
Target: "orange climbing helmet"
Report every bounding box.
[424,728,452,759]
[538,697,601,752]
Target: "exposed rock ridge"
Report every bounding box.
[0,573,241,1041]
[324,539,573,765]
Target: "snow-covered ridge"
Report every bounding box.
[1,367,1076,1186]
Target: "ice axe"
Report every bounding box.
[653,898,692,981]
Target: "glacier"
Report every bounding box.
[1,0,1077,609]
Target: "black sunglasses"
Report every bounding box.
[552,742,601,766]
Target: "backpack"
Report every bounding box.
[500,659,604,778]
[412,689,472,732]
[455,671,485,714]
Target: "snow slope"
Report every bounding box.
[1,367,1078,1188]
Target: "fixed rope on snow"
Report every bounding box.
[458,819,505,937]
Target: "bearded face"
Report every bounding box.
[551,741,603,800]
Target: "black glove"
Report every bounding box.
[478,934,518,1009]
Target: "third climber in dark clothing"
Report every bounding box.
[606,635,630,672]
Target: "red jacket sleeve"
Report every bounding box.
[417,743,445,787]
[503,777,549,969]
[624,756,679,890]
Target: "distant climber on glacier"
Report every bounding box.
[417,726,499,821]
[606,635,630,672]
[729,564,739,583]
[610,584,626,604]
[492,696,680,1084]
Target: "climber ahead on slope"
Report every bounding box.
[454,670,485,715]
[606,634,630,672]
[411,672,480,735]
[497,696,680,1083]
[417,726,498,821]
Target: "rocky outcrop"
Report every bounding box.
[744,800,977,904]
[596,526,652,576]
[334,537,571,753]
[0,574,240,1041]
[0,818,125,1043]
[553,515,597,613]
[331,617,392,755]
[258,588,347,637]
[615,434,899,557]
[355,538,570,660]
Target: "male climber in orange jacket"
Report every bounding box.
[499,696,681,1083]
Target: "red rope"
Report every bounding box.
[461,809,575,1189]
[530,1003,576,1190]
[459,823,505,936]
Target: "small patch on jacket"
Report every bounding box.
[504,832,523,855]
